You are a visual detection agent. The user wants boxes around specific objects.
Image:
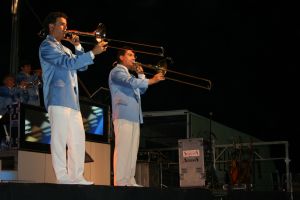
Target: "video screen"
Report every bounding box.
[23,103,106,146]
[81,103,104,136]
[24,109,51,144]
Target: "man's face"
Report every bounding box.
[49,17,67,41]
[120,50,136,71]
[21,64,32,74]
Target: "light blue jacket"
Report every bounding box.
[39,35,94,111]
[109,64,149,123]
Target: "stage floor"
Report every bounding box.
[0,183,293,200]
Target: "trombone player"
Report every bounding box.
[39,11,107,185]
[109,46,165,186]
[16,60,42,106]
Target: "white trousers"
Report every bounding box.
[48,106,85,182]
[113,119,140,186]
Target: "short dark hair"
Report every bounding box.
[2,74,15,84]
[116,46,134,64]
[20,59,31,68]
[42,12,68,34]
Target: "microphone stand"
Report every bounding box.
[209,112,216,171]
[90,87,110,99]
[209,112,217,188]
[77,76,110,100]
[77,76,92,98]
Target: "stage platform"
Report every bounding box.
[0,183,294,200]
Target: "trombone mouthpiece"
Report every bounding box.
[133,61,141,65]
[64,32,72,39]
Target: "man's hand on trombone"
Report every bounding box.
[149,72,165,85]
[92,40,108,55]
[64,33,81,46]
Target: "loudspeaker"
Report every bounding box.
[178,138,205,187]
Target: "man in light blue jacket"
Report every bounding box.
[109,47,165,186]
[16,61,42,106]
[39,11,107,185]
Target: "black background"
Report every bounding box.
[1,0,300,173]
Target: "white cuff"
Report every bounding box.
[74,44,82,50]
[138,74,146,79]
[89,51,95,59]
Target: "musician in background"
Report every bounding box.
[0,75,21,149]
[108,47,165,186]
[0,75,21,115]
[16,60,42,106]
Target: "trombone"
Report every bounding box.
[65,23,165,57]
[135,58,212,90]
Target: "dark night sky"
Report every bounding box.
[1,0,300,173]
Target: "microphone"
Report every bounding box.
[166,57,174,64]
[112,61,118,67]
[37,29,46,38]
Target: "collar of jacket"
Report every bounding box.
[116,64,130,75]
[46,35,60,44]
